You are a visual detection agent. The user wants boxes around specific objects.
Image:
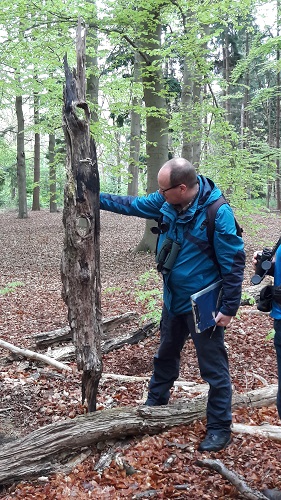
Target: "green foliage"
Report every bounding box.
[0,281,24,295]
[241,292,256,305]
[103,286,122,294]
[0,0,279,214]
[200,114,276,213]
[134,269,162,323]
[266,328,275,341]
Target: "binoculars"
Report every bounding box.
[251,247,273,285]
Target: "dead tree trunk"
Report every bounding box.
[61,21,102,412]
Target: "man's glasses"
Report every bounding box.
[159,183,181,195]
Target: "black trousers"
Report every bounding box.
[146,305,232,433]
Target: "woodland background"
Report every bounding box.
[0,0,281,228]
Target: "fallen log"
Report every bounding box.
[34,311,138,348]
[45,321,157,362]
[232,423,281,442]
[246,310,270,316]
[100,374,208,394]
[102,311,138,335]
[0,384,277,486]
[262,489,281,499]
[2,323,157,369]
[0,339,71,372]
[34,326,71,347]
[196,458,268,500]
[0,401,205,485]
[101,321,157,353]
[231,383,277,408]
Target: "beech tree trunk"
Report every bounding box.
[127,51,141,196]
[276,1,281,211]
[32,87,40,211]
[223,28,231,120]
[49,133,57,213]
[0,385,277,486]
[61,21,102,412]
[16,94,28,219]
[135,10,169,252]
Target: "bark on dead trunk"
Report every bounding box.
[61,22,102,412]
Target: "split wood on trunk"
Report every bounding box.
[61,20,102,412]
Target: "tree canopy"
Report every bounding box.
[0,0,280,216]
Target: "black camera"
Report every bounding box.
[251,247,273,285]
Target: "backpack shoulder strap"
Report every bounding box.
[207,195,243,245]
[206,196,227,245]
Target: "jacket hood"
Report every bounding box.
[197,175,222,208]
[160,175,222,221]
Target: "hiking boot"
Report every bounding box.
[198,432,231,452]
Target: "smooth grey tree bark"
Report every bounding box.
[32,87,40,211]
[276,0,281,210]
[181,19,209,168]
[128,51,142,196]
[135,11,169,252]
[15,94,28,219]
[49,133,57,213]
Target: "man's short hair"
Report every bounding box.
[165,158,198,188]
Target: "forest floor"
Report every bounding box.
[0,208,281,499]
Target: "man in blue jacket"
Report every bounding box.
[100,157,245,452]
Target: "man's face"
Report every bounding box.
[158,169,184,205]
[158,168,198,208]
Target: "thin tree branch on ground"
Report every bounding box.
[196,458,268,500]
[0,339,71,372]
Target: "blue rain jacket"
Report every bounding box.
[100,175,245,316]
